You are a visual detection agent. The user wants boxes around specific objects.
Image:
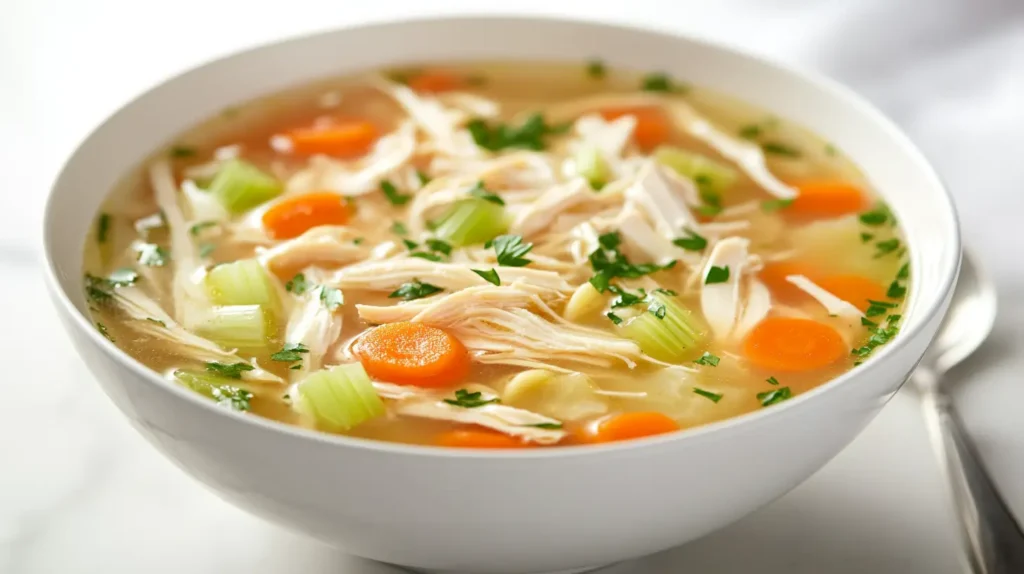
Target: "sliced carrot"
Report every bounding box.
[408,71,463,94]
[816,275,886,312]
[284,120,378,157]
[354,322,470,388]
[743,317,846,372]
[600,107,670,150]
[587,412,680,443]
[789,181,867,218]
[437,428,533,449]
[759,261,821,303]
[261,192,351,240]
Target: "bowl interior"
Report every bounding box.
[43,15,959,445]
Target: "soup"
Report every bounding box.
[83,62,908,448]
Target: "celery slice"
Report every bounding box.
[574,144,612,190]
[173,369,254,411]
[620,292,706,363]
[433,198,507,246]
[208,159,283,214]
[654,146,739,196]
[194,305,271,349]
[294,364,385,431]
[205,258,279,310]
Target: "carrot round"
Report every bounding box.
[437,428,532,449]
[816,275,886,312]
[743,317,846,372]
[600,107,670,150]
[789,181,867,218]
[262,192,351,240]
[354,322,470,388]
[759,261,820,303]
[408,71,463,94]
[588,412,680,443]
[285,120,378,157]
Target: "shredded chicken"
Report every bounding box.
[258,225,367,275]
[786,275,863,321]
[329,259,572,295]
[356,284,652,370]
[509,178,598,238]
[700,237,752,339]
[284,286,344,377]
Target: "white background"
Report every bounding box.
[2,1,1024,572]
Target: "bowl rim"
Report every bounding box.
[42,13,960,460]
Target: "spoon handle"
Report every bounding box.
[920,388,1024,573]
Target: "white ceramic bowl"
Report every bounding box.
[43,16,960,574]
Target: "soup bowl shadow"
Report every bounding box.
[42,15,959,574]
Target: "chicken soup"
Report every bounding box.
[83,62,909,448]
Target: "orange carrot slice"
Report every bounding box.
[743,317,846,372]
[759,261,821,303]
[261,192,351,240]
[437,428,533,449]
[408,71,463,94]
[600,107,670,150]
[816,275,887,312]
[588,412,680,443]
[789,181,867,218]
[354,322,470,388]
[284,120,378,157]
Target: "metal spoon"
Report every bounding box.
[914,251,1024,573]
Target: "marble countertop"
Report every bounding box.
[3,1,1024,572]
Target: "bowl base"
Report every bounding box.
[406,563,611,574]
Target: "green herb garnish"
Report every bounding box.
[852,315,901,359]
[874,238,901,258]
[641,72,684,93]
[673,229,708,251]
[761,142,801,158]
[380,180,411,206]
[587,231,676,292]
[860,232,875,243]
[887,281,906,299]
[490,234,533,267]
[285,273,310,294]
[467,113,565,152]
[528,422,564,430]
[444,389,500,408]
[897,262,910,280]
[212,386,253,412]
[705,266,730,284]
[96,213,111,243]
[761,198,794,212]
[606,312,623,325]
[693,352,721,367]
[96,322,114,342]
[738,124,762,140]
[587,59,606,79]
[319,286,343,310]
[766,376,779,385]
[468,181,505,205]
[416,170,432,186]
[389,279,444,301]
[758,387,792,406]
[391,221,408,236]
[271,342,309,363]
[472,268,501,286]
[205,362,254,380]
[858,205,891,226]
[190,221,218,236]
[693,387,723,403]
[198,243,216,258]
[170,145,197,158]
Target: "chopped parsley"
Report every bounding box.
[402,238,419,251]
[693,352,721,367]
[887,280,906,299]
[380,180,411,206]
[466,113,567,152]
[84,274,113,304]
[205,362,254,380]
[170,145,197,158]
[606,312,623,325]
[897,262,910,280]
[416,170,432,186]
[407,237,451,261]
[285,273,310,294]
[468,181,505,205]
[96,213,111,243]
[490,234,533,267]
[761,142,801,158]
[389,279,443,301]
[761,198,794,212]
[146,318,165,327]
[858,205,892,226]
[860,232,875,243]
[641,72,685,93]
[758,387,792,406]
[212,386,253,412]
[444,389,499,408]
[472,268,501,286]
[694,204,723,217]
[587,231,676,292]
[352,237,364,246]
[874,238,901,258]
[391,221,408,236]
[766,376,779,385]
[528,422,564,430]
[107,267,139,287]
[705,266,730,285]
[852,315,901,359]
[865,299,897,317]
[425,238,452,256]
[190,221,218,236]
[409,252,444,262]
[673,229,708,251]
[96,322,114,342]
[271,342,309,363]
[609,285,646,309]
[738,124,763,140]
[693,387,723,403]
[586,59,606,79]
[136,243,170,267]
[319,286,343,310]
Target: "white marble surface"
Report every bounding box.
[3,0,1024,572]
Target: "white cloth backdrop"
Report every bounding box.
[1,1,1022,572]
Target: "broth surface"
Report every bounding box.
[84,62,908,447]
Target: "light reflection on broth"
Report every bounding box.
[84,62,908,448]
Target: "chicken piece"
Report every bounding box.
[329,259,572,295]
[284,286,344,378]
[785,274,863,322]
[258,226,367,276]
[700,237,752,340]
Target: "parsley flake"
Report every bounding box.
[887,280,907,299]
[320,286,343,310]
[467,113,565,152]
[528,422,564,430]
[641,72,685,93]
[380,180,411,206]
[606,312,623,325]
[212,386,253,412]
[859,205,891,226]
[738,124,762,140]
[874,238,901,258]
[766,376,779,385]
[205,362,254,380]
[586,59,606,79]
[491,234,533,267]
[468,181,505,205]
[96,213,111,243]
[761,198,794,212]
[389,279,443,301]
[673,229,708,251]
[897,262,910,280]
[96,322,114,342]
[694,352,721,367]
[761,142,801,158]
[472,268,501,286]
[271,342,309,363]
[705,266,730,284]
[444,389,500,408]
[285,273,310,294]
[391,221,408,236]
[758,387,792,406]
[693,387,723,403]
[170,145,197,158]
